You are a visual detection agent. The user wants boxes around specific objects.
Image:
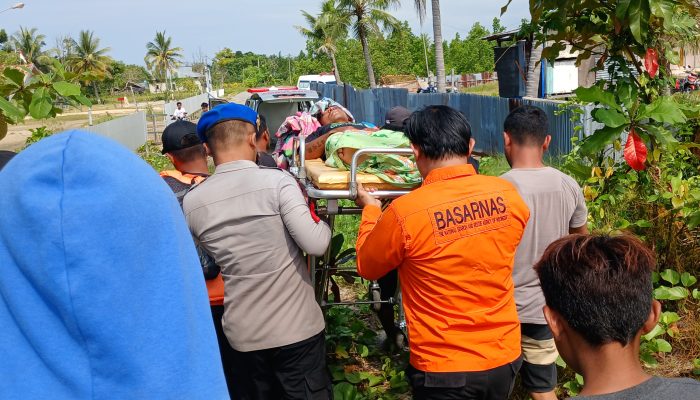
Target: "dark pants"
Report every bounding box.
[211,305,236,398]
[407,357,522,400]
[229,331,332,400]
[377,270,399,340]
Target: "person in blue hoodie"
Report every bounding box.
[0,130,229,399]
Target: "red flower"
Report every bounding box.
[624,129,647,171]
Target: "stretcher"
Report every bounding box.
[288,134,418,329]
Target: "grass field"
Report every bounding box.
[460,81,499,96]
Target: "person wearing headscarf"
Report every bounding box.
[0,131,228,399]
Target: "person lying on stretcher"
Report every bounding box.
[304,98,377,160]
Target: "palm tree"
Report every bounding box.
[10,27,47,66]
[414,0,447,93]
[338,0,401,88]
[145,31,183,92]
[297,0,349,84]
[67,30,112,103]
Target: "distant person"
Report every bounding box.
[158,120,235,396]
[185,104,332,399]
[255,114,277,168]
[355,106,529,400]
[172,101,188,120]
[500,105,588,400]
[0,150,16,170]
[0,131,228,399]
[535,234,700,399]
[201,102,210,114]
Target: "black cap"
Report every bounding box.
[0,150,16,171]
[385,106,412,127]
[161,121,201,154]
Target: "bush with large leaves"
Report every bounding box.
[0,59,91,141]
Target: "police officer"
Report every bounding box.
[184,104,332,400]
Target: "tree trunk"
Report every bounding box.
[331,52,342,85]
[432,0,447,93]
[359,29,377,89]
[525,44,544,98]
[92,81,101,104]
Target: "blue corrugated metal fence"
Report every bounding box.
[310,82,585,156]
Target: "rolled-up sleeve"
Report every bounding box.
[356,205,405,280]
[278,175,331,256]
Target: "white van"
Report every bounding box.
[296,74,337,90]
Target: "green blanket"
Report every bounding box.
[324,129,422,188]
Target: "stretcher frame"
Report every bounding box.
[289,134,416,324]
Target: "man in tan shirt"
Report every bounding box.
[184,104,332,399]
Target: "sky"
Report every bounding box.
[2,0,529,66]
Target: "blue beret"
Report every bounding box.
[196,103,258,143]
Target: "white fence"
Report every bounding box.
[84,111,147,151]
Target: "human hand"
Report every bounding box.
[355,183,382,209]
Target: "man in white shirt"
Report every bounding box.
[172,102,187,120]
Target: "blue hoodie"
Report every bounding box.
[0,131,228,399]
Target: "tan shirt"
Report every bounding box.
[184,160,330,351]
[501,167,588,324]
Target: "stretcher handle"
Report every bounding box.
[290,134,307,180]
[349,148,415,199]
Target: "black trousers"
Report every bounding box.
[211,305,236,398]
[407,357,523,400]
[229,331,332,400]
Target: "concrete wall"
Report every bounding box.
[84,111,147,151]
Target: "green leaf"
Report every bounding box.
[681,272,697,288]
[666,286,690,300]
[655,338,672,353]
[660,311,681,325]
[344,371,362,384]
[333,382,360,400]
[575,86,622,111]
[693,289,700,300]
[52,81,81,97]
[335,344,349,359]
[3,67,25,87]
[75,94,92,107]
[28,87,54,120]
[643,324,665,341]
[580,125,626,155]
[628,0,650,44]
[639,98,687,124]
[593,108,629,128]
[640,351,658,366]
[660,269,680,285]
[359,344,369,357]
[616,0,633,20]
[0,96,26,123]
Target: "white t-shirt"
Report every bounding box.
[501,167,588,324]
[173,107,187,119]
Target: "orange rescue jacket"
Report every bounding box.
[357,164,529,373]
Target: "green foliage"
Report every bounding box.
[137,141,173,172]
[22,126,53,148]
[0,60,91,134]
[326,305,409,399]
[145,31,183,82]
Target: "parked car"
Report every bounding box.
[296,74,337,90]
